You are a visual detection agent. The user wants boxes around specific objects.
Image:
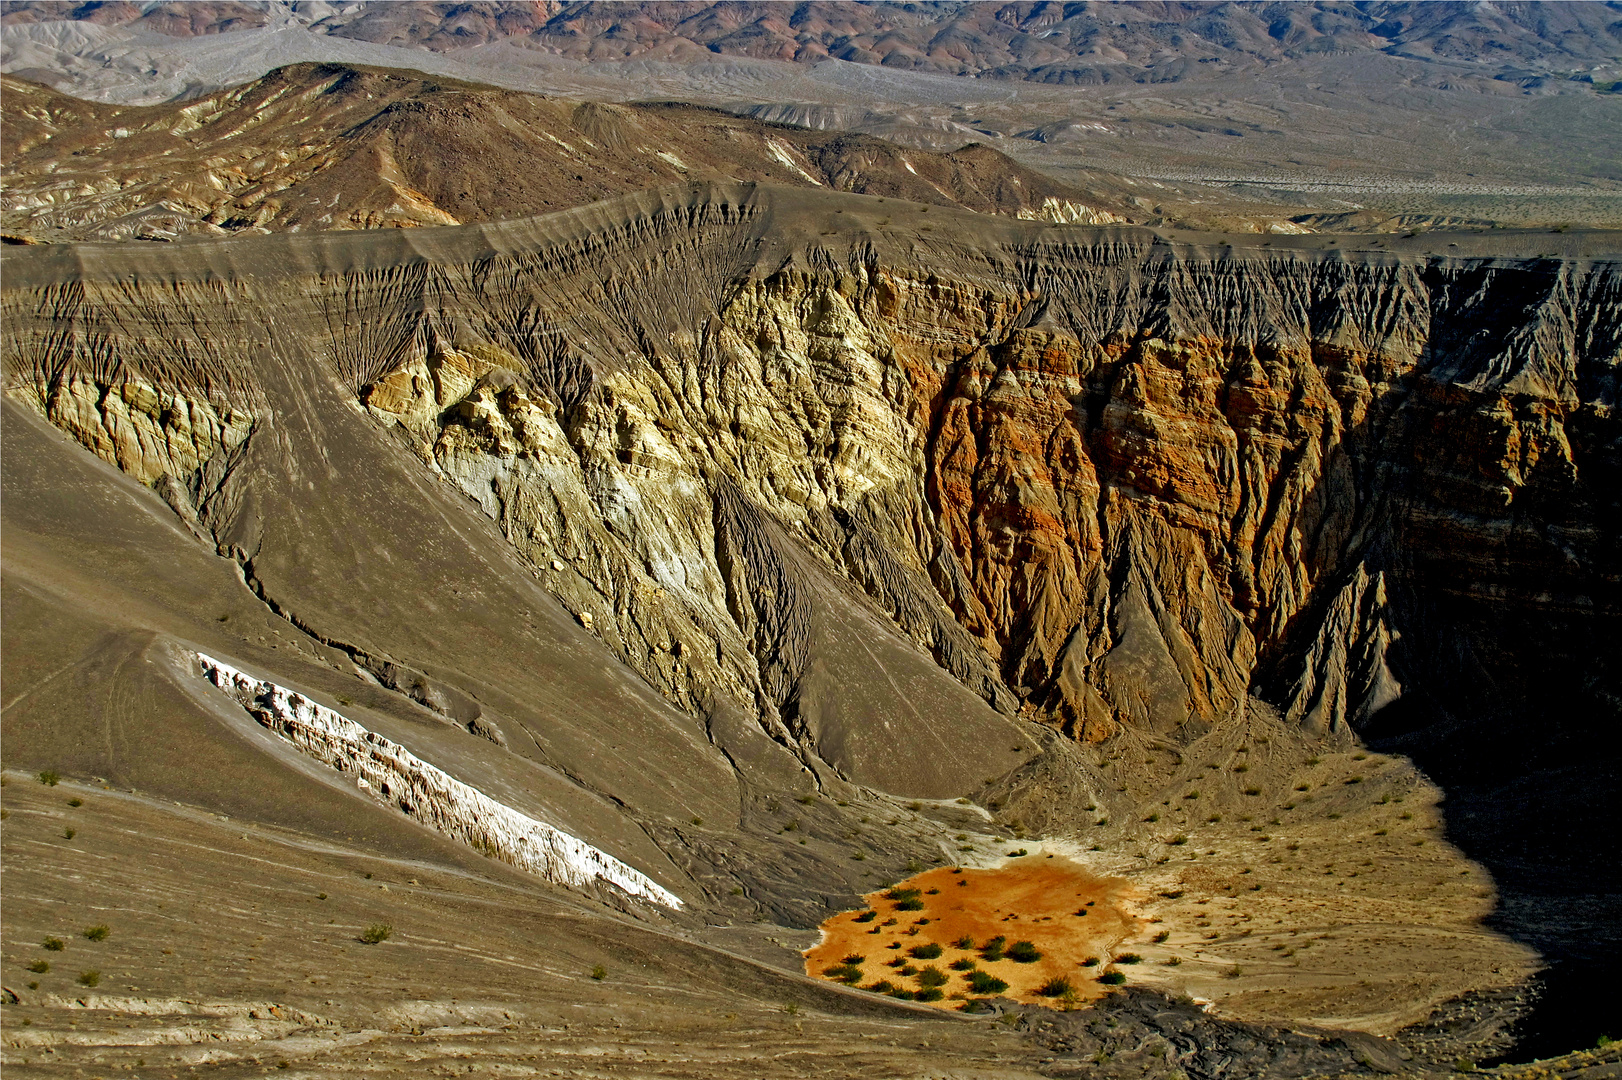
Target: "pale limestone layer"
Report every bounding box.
[197,651,682,909]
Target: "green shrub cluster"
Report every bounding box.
[966,970,1009,994]
[885,887,925,912]
[1006,940,1041,963]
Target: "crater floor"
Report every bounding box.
[805,858,1140,1009]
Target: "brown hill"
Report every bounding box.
[1,61,1135,242]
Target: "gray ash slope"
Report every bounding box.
[2,182,1620,1067]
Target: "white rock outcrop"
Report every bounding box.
[196,652,681,909]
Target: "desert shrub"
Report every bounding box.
[899,964,918,976]
[854,910,877,923]
[360,923,393,944]
[966,971,1008,994]
[916,987,944,1001]
[890,988,916,1000]
[590,965,607,980]
[864,979,896,994]
[1169,835,1188,845]
[887,888,925,911]
[37,771,60,786]
[62,828,76,840]
[979,937,1006,962]
[908,942,943,960]
[1116,953,1142,964]
[949,958,977,971]
[67,798,82,808]
[1006,940,1041,963]
[1244,787,1262,796]
[1099,970,1126,985]
[1153,931,1170,943]
[27,960,49,973]
[77,970,100,987]
[917,965,949,988]
[952,935,974,949]
[841,954,865,965]
[1081,956,1099,966]
[1037,976,1073,997]
[823,964,863,983]
[42,937,65,952]
[82,925,110,942]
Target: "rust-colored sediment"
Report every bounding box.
[805,856,1143,1009]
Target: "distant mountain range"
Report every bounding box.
[6,1,1620,86]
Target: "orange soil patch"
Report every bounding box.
[805,856,1143,1010]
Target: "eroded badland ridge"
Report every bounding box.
[2,177,1619,1076]
[0,62,1135,243]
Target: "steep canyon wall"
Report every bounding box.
[4,186,1618,805]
